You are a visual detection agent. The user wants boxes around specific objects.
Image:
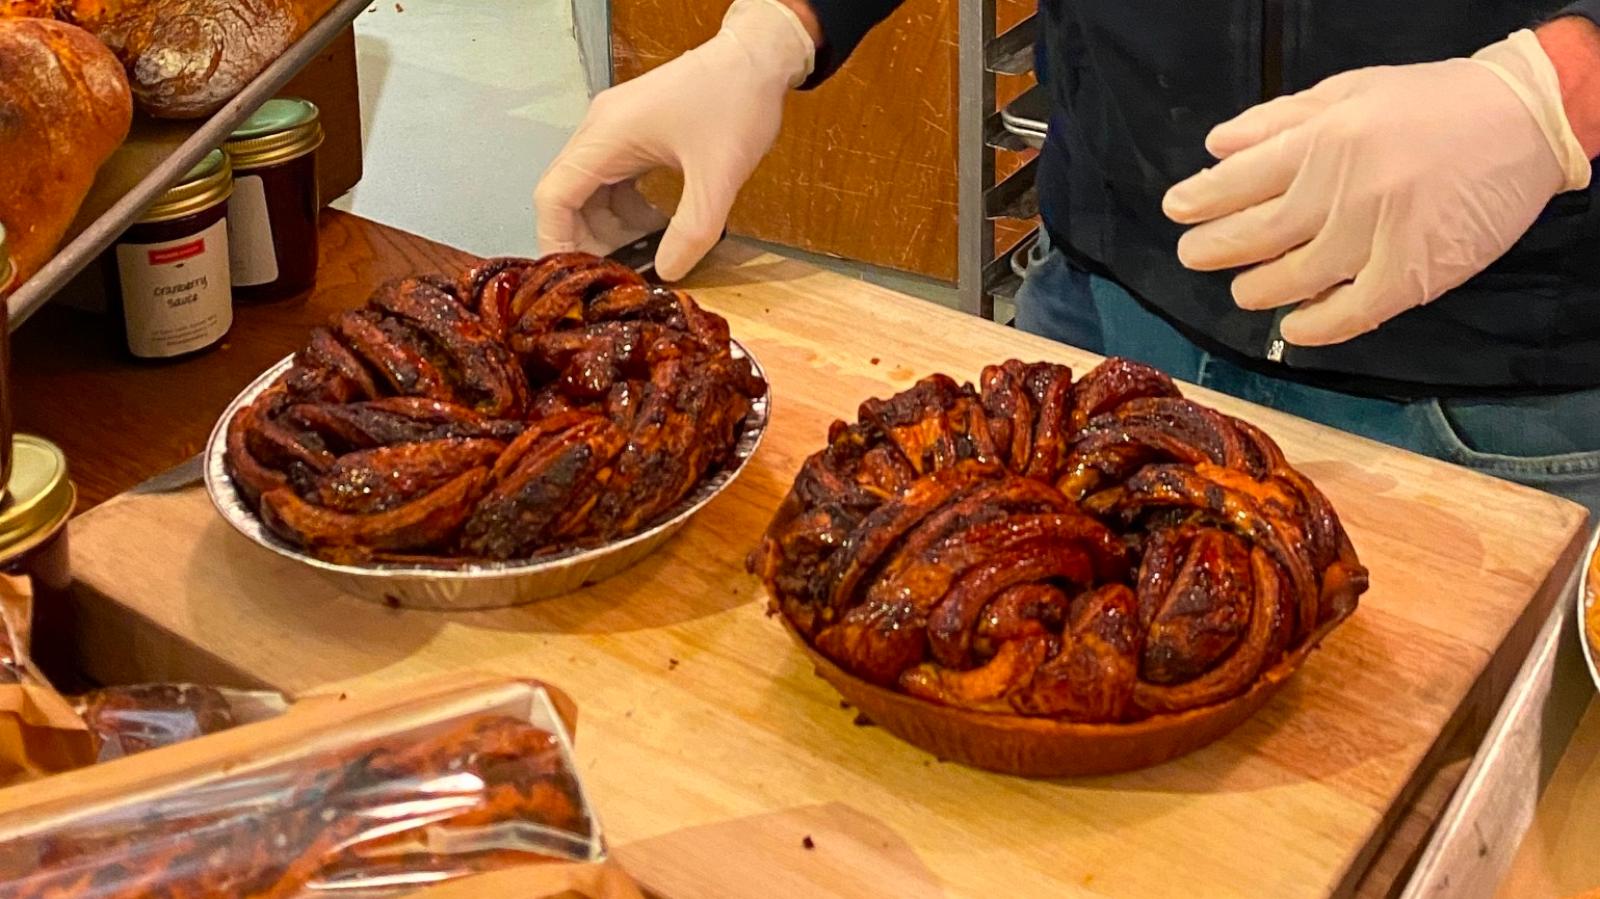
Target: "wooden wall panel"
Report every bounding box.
[613,1,959,280]
[612,1,1042,282]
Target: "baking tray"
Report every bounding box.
[986,157,1039,220]
[1000,84,1049,150]
[6,0,370,331]
[985,15,1038,76]
[204,344,771,611]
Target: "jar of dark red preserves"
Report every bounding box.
[0,224,14,502]
[0,223,12,296]
[111,150,236,361]
[224,98,324,303]
[0,435,77,681]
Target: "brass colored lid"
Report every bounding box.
[225,98,324,169]
[0,435,74,557]
[141,150,234,224]
[0,222,12,295]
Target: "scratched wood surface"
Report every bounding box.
[50,215,1590,898]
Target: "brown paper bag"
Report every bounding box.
[0,574,92,783]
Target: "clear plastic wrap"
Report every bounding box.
[0,674,631,898]
[73,683,289,761]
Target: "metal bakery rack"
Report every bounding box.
[5,0,370,332]
[957,0,1047,322]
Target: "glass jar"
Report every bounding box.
[0,436,76,682]
[224,98,324,303]
[0,222,12,296]
[0,224,14,503]
[111,150,236,361]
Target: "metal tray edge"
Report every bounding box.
[1580,524,1599,691]
[203,341,770,607]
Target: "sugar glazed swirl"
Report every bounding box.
[750,358,1368,723]
[225,253,767,564]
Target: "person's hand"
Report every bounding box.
[535,0,816,281]
[1163,30,1592,347]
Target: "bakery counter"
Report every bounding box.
[15,211,1592,897]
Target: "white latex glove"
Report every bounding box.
[1163,30,1593,347]
[534,0,815,281]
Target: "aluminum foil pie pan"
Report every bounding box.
[205,342,769,611]
[1579,524,1600,692]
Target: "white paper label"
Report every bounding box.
[227,174,279,287]
[117,217,233,358]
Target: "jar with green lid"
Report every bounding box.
[0,435,77,682]
[224,98,324,303]
[111,150,235,360]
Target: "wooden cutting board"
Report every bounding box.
[54,226,1588,898]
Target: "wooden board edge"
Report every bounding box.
[1335,513,1593,897]
[57,577,272,691]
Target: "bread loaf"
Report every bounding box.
[0,18,132,286]
[0,0,340,118]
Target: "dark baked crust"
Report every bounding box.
[225,255,767,563]
[0,17,131,282]
[751,357,1368,723]
[1,0,340,118]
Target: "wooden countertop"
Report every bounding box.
[25,212,1593,898]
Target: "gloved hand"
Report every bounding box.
[1163,30,1593,347]
[534,0,815,281]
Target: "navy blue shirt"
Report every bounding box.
[802,0,1600,393]
[803,1,1600,83]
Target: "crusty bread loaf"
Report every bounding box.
[0,18,132,285]
[1,0,340,119]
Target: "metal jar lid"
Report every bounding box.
[140,150,234,224]
[0,221,12,295]
[225,98,325,170]
[0,435,74,558]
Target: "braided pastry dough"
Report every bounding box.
[751,358,1367,723]
[225,253,766,563]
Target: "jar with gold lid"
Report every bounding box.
[111,150,235,360]
[224,98,324,303]
[0,435,77,682]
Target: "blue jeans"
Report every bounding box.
[1015,232,1600,518]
